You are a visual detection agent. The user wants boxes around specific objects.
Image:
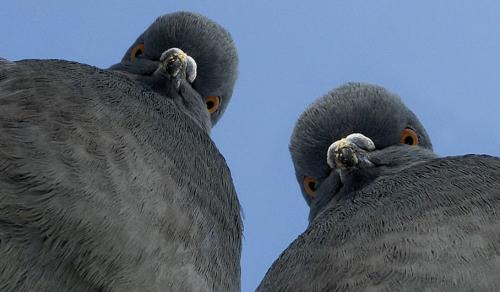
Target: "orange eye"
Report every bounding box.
[205,96,220,114]
[399,128,419,146]
[130,43,145,61]
[303,176,318,198]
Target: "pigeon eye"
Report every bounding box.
[303,176,318,198]
[205,96,220,114]
[130,43,145,61]
[399,128,419,146]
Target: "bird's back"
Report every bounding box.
[258,155,500,292]
[0,59,242,292]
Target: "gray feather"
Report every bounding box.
[258,82,500,291]
[259,155,500,291]
[110,11,238,127]
[0,11,241,292]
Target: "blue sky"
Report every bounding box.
[2,1,499,291]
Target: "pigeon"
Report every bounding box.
[110,11,239,131]
[289,82,433,222]
[0,11,241,292]
[257,82,500,291]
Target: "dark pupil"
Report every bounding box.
[206,100,215,109]
[308,181,316,192]
[134,49,143,57]
[404,135,414,145]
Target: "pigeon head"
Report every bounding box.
[110,11,238,127]
[289,82,433,222]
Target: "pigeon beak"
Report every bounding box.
[160,49,187,77]
[327,139,359,169]
[327,133,376,170]
[154,48,197,83]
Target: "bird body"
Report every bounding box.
[0,11,241,292]
[259,154,500,291]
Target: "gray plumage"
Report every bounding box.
[110,11,238,130]
[291,83,432,222]
[258,83,500,291]
[0,11,241,292]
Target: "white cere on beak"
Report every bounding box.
[345,133,375,151]
[186,55,197,83]
[327,141,340,169]
[157,48,197,84]
[326,133,376,169]
[159,48,186,62]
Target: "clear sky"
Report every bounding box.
[2,1,499,291]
